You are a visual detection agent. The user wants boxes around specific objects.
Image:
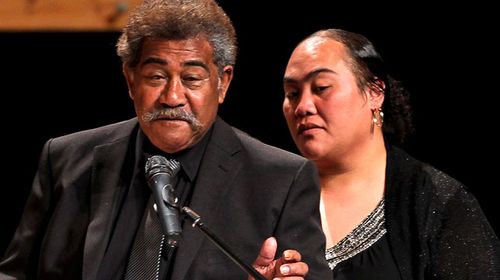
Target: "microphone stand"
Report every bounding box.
[181,206,267,280]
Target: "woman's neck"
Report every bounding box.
[318,133,387,247]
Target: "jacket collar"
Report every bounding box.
[171,117,244,280]
[82,118,138,280]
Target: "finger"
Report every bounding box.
[282,249,302,263]
[272,277,305,280]
[278,261,308,277]
[253,237,278,267]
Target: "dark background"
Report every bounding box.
[1,1,498,256]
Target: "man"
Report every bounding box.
[0,0,329,279]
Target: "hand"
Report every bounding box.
[249,237,309,280]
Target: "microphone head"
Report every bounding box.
[145,155,181,180]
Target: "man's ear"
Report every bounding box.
[123,62,135,99]
[217,65,234,104]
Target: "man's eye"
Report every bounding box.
[145,74,164,80]
[184,76,202,82]
[183,75,206,88]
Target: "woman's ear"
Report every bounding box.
[368,78,385,109]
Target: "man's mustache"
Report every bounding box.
[142,108,202,132]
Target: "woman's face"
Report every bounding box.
[283,37,374,164]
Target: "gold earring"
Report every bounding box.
[372,108,384,127]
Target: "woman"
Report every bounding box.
[282,28,500,279]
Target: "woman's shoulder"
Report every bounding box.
[387,145,469,204]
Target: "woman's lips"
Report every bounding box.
[298,122,321,134]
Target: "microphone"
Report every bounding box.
[145,155,182,247]
[146,156,266,279]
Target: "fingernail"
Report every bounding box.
[283,251,291,260]
[280,264,290,275]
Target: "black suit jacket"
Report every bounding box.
[0,117,330,279]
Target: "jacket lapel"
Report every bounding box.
[172,118,243,280]
[82,122,137,280]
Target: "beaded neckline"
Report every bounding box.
[325,199,387,270]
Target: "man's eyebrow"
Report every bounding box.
[142,57,167,66]
[183,60,209,72]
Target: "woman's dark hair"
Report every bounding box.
[308,29,414,144]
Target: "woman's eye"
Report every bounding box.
[314,86,330,93]
[285,91,298,99]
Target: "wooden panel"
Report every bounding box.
[0,0,142,31]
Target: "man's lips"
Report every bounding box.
[155,117,188,122]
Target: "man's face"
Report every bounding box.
[125,37,233,153]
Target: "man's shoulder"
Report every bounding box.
[227,125,309,170]
[49,118,138,149]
